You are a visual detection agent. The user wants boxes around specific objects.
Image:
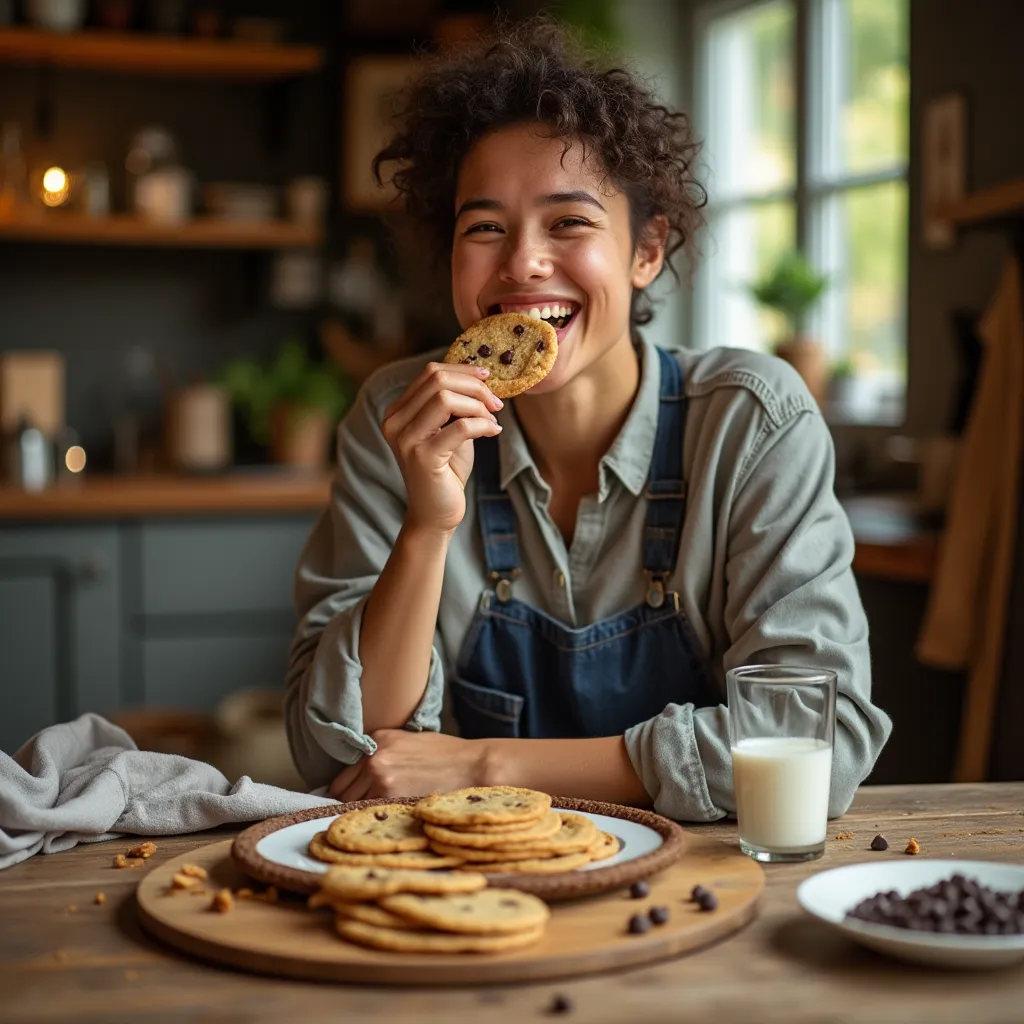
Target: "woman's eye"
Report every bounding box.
[463,223,503,235]
[554,217,591,229]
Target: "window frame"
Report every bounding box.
[691,0,909,420]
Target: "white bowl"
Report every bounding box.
[797,859,1024,970]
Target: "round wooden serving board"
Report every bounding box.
[136,834,764,985]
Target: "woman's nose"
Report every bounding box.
[498,232,552,283]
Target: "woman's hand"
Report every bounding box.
[329,730,490,802]
[381,362,503,536]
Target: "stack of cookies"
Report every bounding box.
[310,866,550,954]
[415,786,620,875]
[307,802,464,869]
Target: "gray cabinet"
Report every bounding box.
[0,513,315,752]
[0,525,120,753]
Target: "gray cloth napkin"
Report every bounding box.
[0,713,335,870]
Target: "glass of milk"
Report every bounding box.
[727,665,837,863]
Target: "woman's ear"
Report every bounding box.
[631,215,669,289]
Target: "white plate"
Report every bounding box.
[255,809,664,876]
[798,859,1024,970]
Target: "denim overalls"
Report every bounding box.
[450,347,717,740]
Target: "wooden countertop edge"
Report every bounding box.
[0,478,940,584]
[0,473,333,520]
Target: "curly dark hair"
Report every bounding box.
[372,18,706,327]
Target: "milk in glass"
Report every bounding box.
[731,737,833,853]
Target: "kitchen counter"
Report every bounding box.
[0,477,939,584]
[2,782,1021,1022]
[0,471,332,520]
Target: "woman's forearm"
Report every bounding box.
[359,524,451,734]
[482,736,651,806]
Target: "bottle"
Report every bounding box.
[0,123,30,217]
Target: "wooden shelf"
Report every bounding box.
[0,213,322,249]
[0,472,332,520]
[937,178,1024,227]
[0,28,323,80]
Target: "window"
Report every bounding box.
[694,0,909,423]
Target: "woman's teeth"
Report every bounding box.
[515,305,576,330]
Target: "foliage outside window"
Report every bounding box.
[694,0,908,423]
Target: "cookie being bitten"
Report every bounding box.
[444,312,558,398]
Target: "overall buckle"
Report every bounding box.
[645,571,678,610]
[490,569,519,603]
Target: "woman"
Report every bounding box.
[284,20,891,820]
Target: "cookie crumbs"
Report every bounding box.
[94,892,105,905]
[127,841,158,859]
[171,872,200,890]
[236,888,254,899]
[180,863,208,880]
[210,889,234,914]
[126,857,145,868]
[188,887,208,896]
[834,832,855,840]
[905,837,921,855]
[113,854,127,869]
[255,886,279,903]
[66,904,77,913]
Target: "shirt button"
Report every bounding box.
[554,571,566,589]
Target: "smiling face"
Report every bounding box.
[451,123,665,395]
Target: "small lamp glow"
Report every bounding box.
[41,166,70,207]
[65,445,87,474]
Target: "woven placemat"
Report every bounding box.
[231,796,688,902]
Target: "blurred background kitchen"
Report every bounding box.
[1,0,1021,791]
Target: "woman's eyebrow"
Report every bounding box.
[455,190,606,220]
[540,190,606,211]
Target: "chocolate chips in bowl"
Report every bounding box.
[847,873,1024,936]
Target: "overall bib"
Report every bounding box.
[450,347,716,740]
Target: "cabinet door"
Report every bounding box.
[0,526,120,753]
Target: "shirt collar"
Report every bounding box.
[496,335,662,499]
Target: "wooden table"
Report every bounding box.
[2,783,1023,1023]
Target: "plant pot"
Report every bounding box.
[774,336,828,404]
[269,403,332,470]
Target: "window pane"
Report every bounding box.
[698,202,796,352]
[811,181,907,420]
[814,0,909,180]
[704,1,795,199]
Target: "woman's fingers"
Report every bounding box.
[422,416,502,463]
[329,760,365,800]
[383,363,501,438]
[393,392,497,456]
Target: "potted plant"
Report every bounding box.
[219,339,353,471]
[748,251,830,402]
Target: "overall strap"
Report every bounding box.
[643,348,688,606]
[474,434,520,598]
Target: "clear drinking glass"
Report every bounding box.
[727,665,837,863]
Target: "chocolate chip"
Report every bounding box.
[499,899,519,907]
[537,342,545,351]
[500,350,514,365]
[697,890,718,912]
[374,811,388,821]
[513,324,525,335]
[467,795,484,802]
[477,345,492,357]
[690,885,708,902]
[649,905,670,925]
[367,871,379,879]
[870,834,889,851]
[628,913,652,934]
[630,881,649,899]
[547,993,573,1015]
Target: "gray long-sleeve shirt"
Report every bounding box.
[284,337,891,821]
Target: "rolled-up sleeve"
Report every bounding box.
[625,403,892,822]
[284,371,447,789]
